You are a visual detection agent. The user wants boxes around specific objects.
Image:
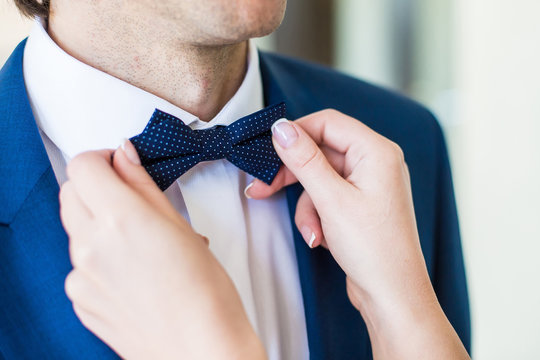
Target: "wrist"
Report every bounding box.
[347,277,466,359]
[210,303,267,360]
[235,330,267,360]
[212,320,266,360]
[347,275,441,327]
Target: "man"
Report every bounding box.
[0,0,470,359]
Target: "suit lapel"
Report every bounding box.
[260,51,372,359]
[0,39,57,225]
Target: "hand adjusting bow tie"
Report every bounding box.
[130,102,286,191]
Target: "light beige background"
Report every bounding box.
[0,2,30,64]
[2,0,540,358]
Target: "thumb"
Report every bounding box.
[271,119,346,209]
[113,139,184,224]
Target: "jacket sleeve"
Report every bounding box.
[431,122,472,353]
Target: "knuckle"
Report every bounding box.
[294,146,325,171]
[74,307,90,328]
[66,152,93,179]
[65,271,81,301]
[321,108,341,118]
[390,141,405,162]
[104,210,131,232]
[72,304,84,320]
[133,175,157,190]
[58,181,72,204]
[70,242,97,270]
[379,140,406,167]
[71,303,93,331]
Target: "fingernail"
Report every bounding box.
[120,139,141,165]
[244,181,254,199]
[300,225,316,248]
[271,119,298,148]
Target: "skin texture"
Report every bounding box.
[61,112,470,359]
[47,0,287,121]
[61,142,266,360]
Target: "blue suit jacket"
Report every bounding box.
[0,40,470,359]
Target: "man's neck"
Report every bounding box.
[47,4,248,122]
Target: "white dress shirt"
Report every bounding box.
[23,21,309,360]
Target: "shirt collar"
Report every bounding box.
[23,20,264,160]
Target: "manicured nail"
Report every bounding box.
[244,181,254,199]
[300,225,316,248]
[120,138,141,165]
[271,119,298,148]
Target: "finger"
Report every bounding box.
[66,150,138,216]
[68,234,104,282]
[249,110,379,199]
[293,109,383,155]
[245,145,345,199]
[59,180,93,236]
[295,110,392,181]
[65,270,111,315]
[71,303,119,354]
[294,191,324,249]
[244,167,296,199]
[65,270,119,325]
[65,270,96,306]
[404,161,412,187]
[271,119,349,209]
[112,139,186,226]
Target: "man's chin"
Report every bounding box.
[193,9,284,46]
[192,26,280,47]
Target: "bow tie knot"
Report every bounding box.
[130,102,287,191]
[197,126,233,161]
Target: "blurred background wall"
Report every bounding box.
[2,0,539,358]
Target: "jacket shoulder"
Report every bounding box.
[0,40,27,95]
[259,51,442,142]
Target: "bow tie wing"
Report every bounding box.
[130,109,200,161]
[226,134,282,185]
[226,102,286,144]
[130,109,202,190]
[225,102,286,185]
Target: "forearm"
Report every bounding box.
[234,332,268,360]
[348,278,470,360]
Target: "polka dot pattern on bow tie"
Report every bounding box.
[130,102,286,191]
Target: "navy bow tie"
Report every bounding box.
[130,102,286,191]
